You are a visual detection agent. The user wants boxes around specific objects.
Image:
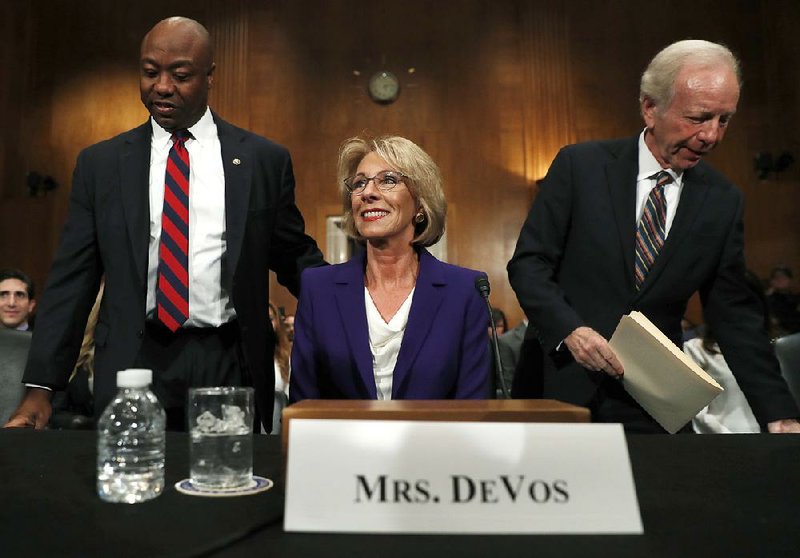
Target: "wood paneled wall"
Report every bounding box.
[2,0,798,327]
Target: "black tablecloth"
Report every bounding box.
[0,430,284,558]
[1,430,798,558]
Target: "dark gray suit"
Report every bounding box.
[22,114,323,430]
[0,329,31,423]
[508,136,798,426]
[498,321,526,391]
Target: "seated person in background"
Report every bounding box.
[268,301,291,433]
[685,271,772,433]
[283,314,295,343]
[680,316,702,343]
[490,308,507,338]
[290,135,491,402]
[50,284,104,429]
[766,264,800,334]
[0,269,37,331]
[488,308,508,396]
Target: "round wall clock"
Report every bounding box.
[368,71,400,104]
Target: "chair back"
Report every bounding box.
[0,329,32,423]
[775,332,800,407]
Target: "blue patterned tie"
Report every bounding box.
[156,129,191,331]
[634,171,672,290]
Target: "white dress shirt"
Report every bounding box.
[365,287,415,400]
[147,108,235,326]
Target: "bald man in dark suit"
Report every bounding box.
[6,17,323,431]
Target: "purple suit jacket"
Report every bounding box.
[289,248,491,401]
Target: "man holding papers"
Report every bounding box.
[508,40,800,433]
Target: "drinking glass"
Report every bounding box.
[187,386,254,490]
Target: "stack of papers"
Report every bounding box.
[609,312,723,434]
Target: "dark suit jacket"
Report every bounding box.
[507,135,798,425]
[289,248,491,401]
[22,114,324,430]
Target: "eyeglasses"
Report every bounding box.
[343,170,409,194]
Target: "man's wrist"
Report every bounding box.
[24,385,54,402]
[24,383,52,392]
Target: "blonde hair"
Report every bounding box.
[71,282,104,380]
[269,301,291,385]
[640,39,741,111]
[337,135,447,247]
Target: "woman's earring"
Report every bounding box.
[414,212,425,224]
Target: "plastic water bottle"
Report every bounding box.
[97,369,166,503]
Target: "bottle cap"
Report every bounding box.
[116,368,153,388]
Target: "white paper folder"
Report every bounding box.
[609,311,723,433]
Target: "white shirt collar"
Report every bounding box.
[150,106,214,148]
[637,129,683,186]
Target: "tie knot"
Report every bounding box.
[654,171,673,189]
[171,129,192,144]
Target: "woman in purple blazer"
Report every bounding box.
[289,136,490,402]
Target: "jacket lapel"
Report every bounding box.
[216,115,252,285]
[333,252,377,398]
[391,249,445,398]
[120,122,153,291]
[606,137,640,291]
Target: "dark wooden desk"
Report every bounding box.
[281,399,591,461]
[0,430,798,558]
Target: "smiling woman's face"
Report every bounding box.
[350,152,417,244]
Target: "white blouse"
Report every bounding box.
[365,287,415,400]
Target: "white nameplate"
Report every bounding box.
[284,420,643,534]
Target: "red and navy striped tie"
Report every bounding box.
[634,171,672,290]
[156,129,191,331]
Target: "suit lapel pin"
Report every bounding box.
[233,158,241,165]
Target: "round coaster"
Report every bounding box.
[175,475,273,497]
